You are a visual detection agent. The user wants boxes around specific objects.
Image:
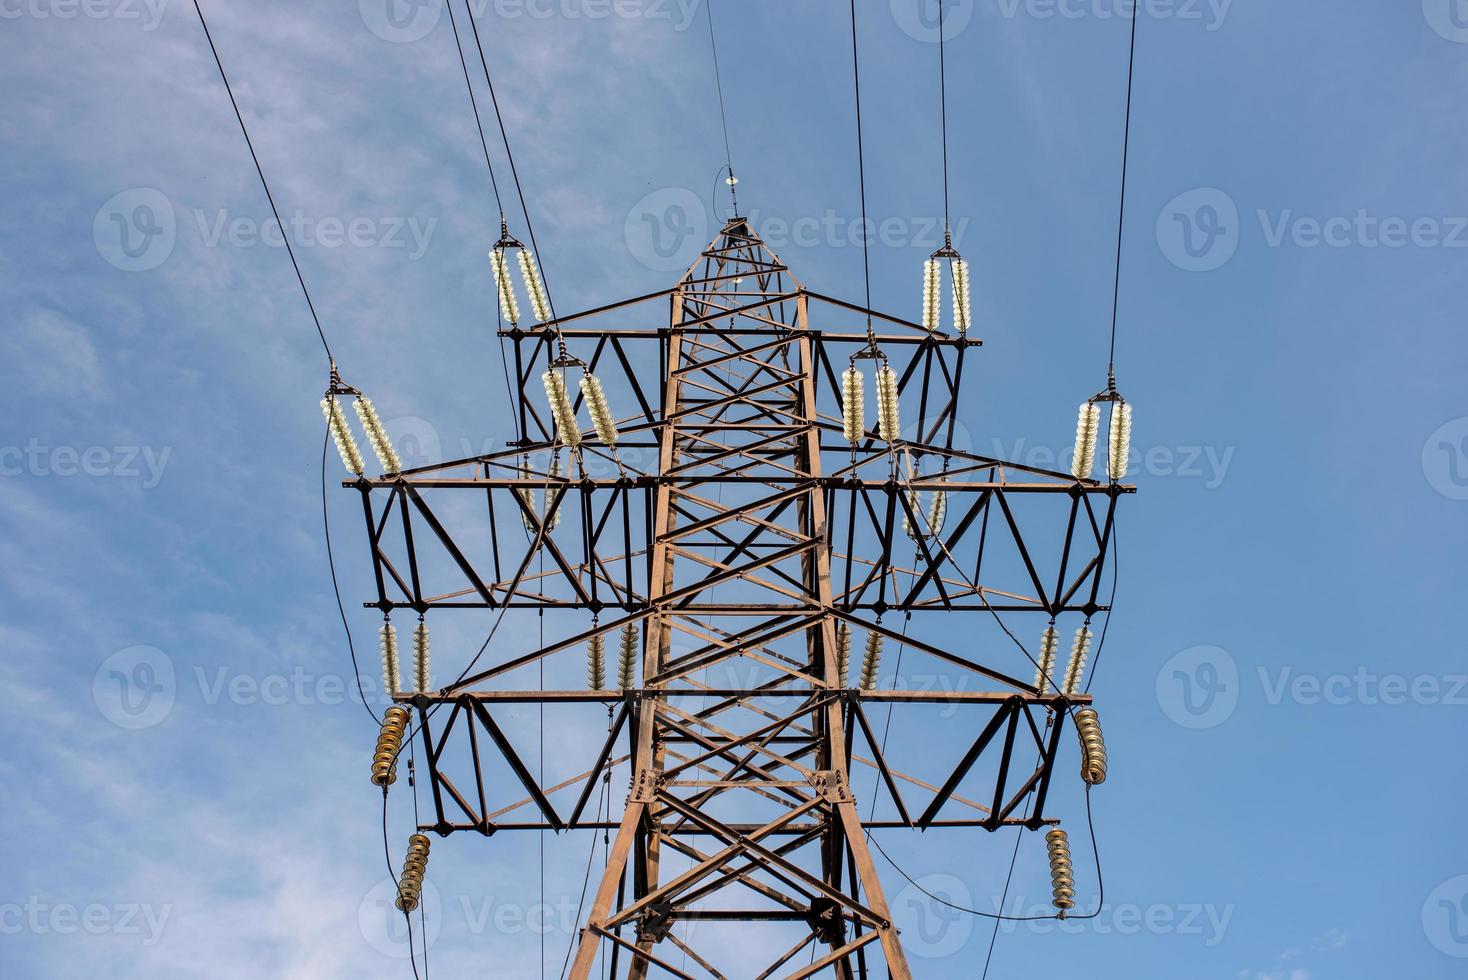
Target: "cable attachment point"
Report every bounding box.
[1080,379,1133,481]
[325,361,359,397]
[919,243,970,334]
[723,164,740,216]
[494,214,523,252]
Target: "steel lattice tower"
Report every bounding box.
[348,218,1130,978]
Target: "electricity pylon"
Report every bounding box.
[347,218,1130,977]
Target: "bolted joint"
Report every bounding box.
[630,768,660,803]
[808,897,845,946]
[636,903,674,944]
[809,770,853,803]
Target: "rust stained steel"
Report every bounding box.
[345,219,1129,978]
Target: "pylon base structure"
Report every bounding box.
[348,220,1131,978]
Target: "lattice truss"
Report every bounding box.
[343,219,1132,978]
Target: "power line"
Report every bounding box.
[847,0,875,343]
[867,783,1104,924]
[464,4,563,326]
[937,0,952,235]
[558,710,615,980]
[981,790,1031,978]
[444,0,505,217]
[381,793,426,980]
[1084,523,1120,693]
[858,476,1110,928]
[981,720,1055,979]
[1107,8,1141,378]
[194,0,388,752]
[705,0,738,215]
[409,745,431,979]
[190,0,334,364]
[321,431,382,725]
[440,0,523,444]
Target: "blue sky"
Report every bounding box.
[2,0,1467,977]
